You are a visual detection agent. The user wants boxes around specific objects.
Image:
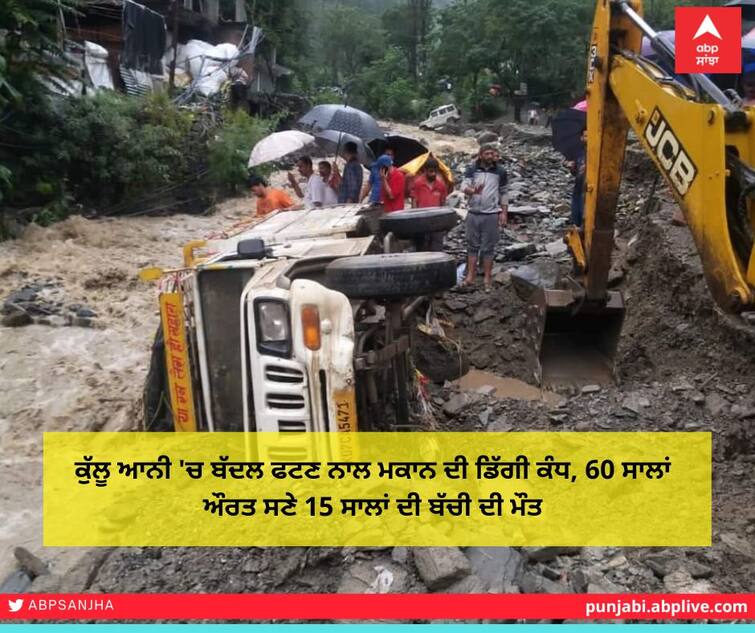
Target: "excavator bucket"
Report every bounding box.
[528,287,625,388]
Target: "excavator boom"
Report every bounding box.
[533,0,755,387]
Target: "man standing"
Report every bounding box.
[379,153,406,212]
[317,161,339,206]
[410,157,448,251]
[288,156,333,208]
[338,141,364,204]
[461,144,508,292]
[250,175,293,217]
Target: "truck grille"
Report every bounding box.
[277,419,307,432]
[265,365,305,384]
[266,393,306,410]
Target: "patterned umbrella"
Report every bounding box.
[298,104,384,141]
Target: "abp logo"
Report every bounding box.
[675,7,741,74]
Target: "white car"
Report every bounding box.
[419,104,461,130]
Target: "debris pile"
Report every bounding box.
[2,280,98,328]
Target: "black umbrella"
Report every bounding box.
[368,134,428,167]
[551,108,586,162]
[298,104,384,141]
[725,0,755,25]
[314,130,375,167]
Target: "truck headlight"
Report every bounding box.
[254,299,291,357]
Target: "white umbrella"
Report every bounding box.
[248,130,315,168]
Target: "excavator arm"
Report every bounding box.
[532,0,755,387]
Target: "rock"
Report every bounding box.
[441,574,489,593]
[508,205,540,217]
[5,287,38,305]
[571,567,605,592]
[14,546,49,578]
[445,298,467,311]
[519,571,571,594]
[553,202,571,215]
[47,314,69,327]
[59,548,115,592]
[413,547,471,590]
[671,378,694,392]
[392,547,410,565]
[705,392,729,416]
[643,552,683,578]
[337,559,410,594]
[720,532,754,561]
[469,348,491,370]
[522,546,582,562]
[473,307,498,323]
[2,311,32,327]
[587,579,626,593]
[72,316,95,328]
[443,393,474,416]
[465,547,523,586]
[510,260,561,300]
[477,131,499,145]
[503,242,538,262]
[544,239,568,256]
[542,566,562,581]
[686,560,714,579]
[663,570,714,593]
[621,394,647,416]
[76,307,97,318]
[0,570,32,593]
[463,129,478,138]
[581,384,601,394]
[446,192,463,209]
[28,573,64,593]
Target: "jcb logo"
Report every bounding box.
[644,108,697,196]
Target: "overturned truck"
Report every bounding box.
[143,204,459,434]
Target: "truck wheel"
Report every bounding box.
[379,207,459,237]
[325,252,457,299]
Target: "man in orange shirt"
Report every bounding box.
[250,175,294,217]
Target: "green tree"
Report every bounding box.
[317,5,384,87]
[382,0,433,83]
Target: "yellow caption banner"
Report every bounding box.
[44,432,711,547]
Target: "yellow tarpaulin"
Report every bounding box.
[400,152,455,189]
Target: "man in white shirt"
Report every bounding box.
[287,156,338,208]
[316,160,339,206]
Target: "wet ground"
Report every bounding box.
[1,122,753,613]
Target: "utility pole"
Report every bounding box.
[169,0,179,92]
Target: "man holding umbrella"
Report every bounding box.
[551,105,588,227]
[337,141,364,204]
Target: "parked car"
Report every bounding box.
[142,203,460,437]
[419,104,461,130]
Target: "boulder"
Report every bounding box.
[413,547,471,590]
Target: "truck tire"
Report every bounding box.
[379,207,459,237]
[325,252,457,299]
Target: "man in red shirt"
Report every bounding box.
[410,157,449,251]
[379,154,406,212]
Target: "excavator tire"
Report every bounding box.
[379,207,459,237]
[325,252,457,299]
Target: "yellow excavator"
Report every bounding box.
[533,0,755,386]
